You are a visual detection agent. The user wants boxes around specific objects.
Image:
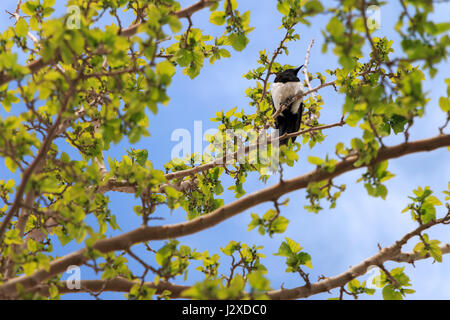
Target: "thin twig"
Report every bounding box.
[302,38,316,100]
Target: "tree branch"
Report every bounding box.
[267,215,450,299]
[393,243,450,263]
[0,82,76,240]
[302,38,316,100]
[32,277,190,299]
[271,81,336,120]
[0,134,448,297]
[159,119,343,182]
[257,24,295,112]
[0,0,214,86]
[6,0,39,44]
[30,240,450,299]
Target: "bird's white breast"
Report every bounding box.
[271,82,304,114]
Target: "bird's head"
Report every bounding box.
[274,65,304,83]
[292,65,304,75]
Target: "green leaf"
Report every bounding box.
[219,48,231,58]
[15,18,28,37]
[298,252,313,269]
[413,241,426,255]
[271,216,289,234]
[376,184,388,200]
[248,271,270,291]
[30,16,39,31]
[421,203,436,224]
[285,237,301,254]
[168,16,182,33]
[307,156,324,166]
[156,60,176,78]
[60,45,73,64]
[425,196,442,206]
[174,49,193,67]
[439,97,450,112]
[429,244,442,262]
[21,2,37,15]
[164,186,182,199]
[23,262,38,276]
[222,241,239,256]
[209,11,226,25]
[247,213,261,231]
[274,242,291,257]
[5,157,17,173]
[403,289,416,294]
[277,1,290,16]
[382,285,403,300]
[70,32,85,55]
[326,16,344,37]
[304,0,324,14]
[350,138,364,150]
[228,33,248,51]
[225,106,237,118]
[4,229,23,245]
[48,284,59,298]
[43,0,56,7]
[155,244,172,266]
[5,179,15,190]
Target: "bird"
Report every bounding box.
[270,65,305,146]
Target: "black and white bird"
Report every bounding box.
[271,66,305,146]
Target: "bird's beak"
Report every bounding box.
[294,65,304,75]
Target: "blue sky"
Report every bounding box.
[0,0,449,299]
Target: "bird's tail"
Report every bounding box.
[276,101,304,146]
[277,117,290,146]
